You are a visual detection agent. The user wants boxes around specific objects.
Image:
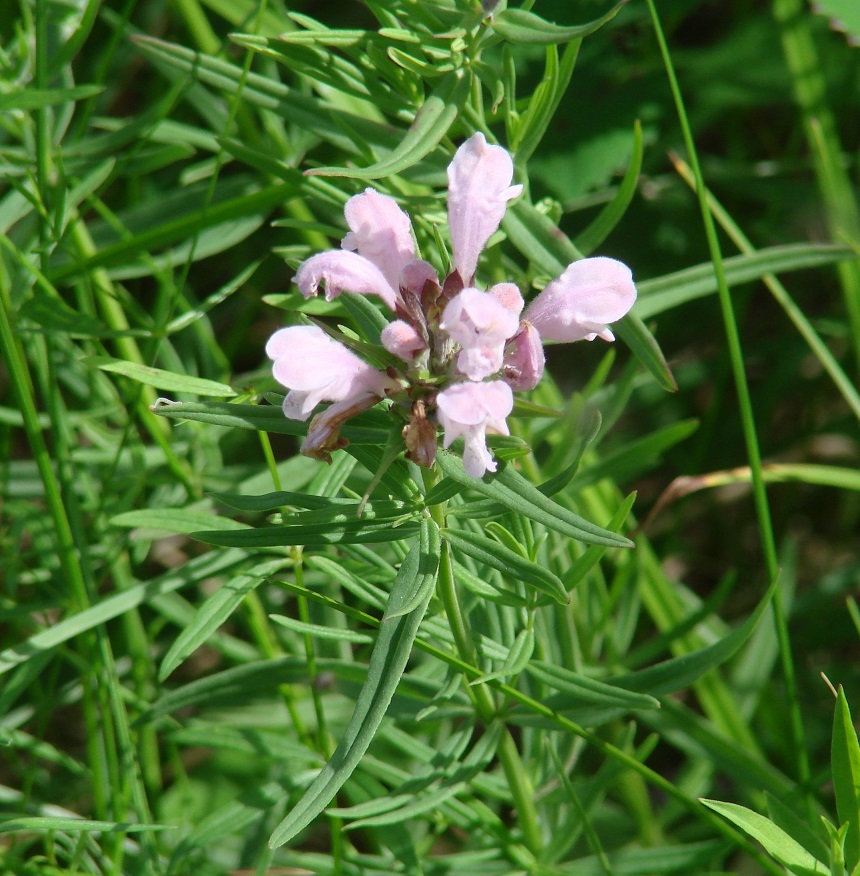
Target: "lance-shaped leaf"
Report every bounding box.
[491,1,629,45]
[612,574,778,696]
[150,399,390,445]
[833,686,860,871]
[306,71,470,180]
[269,518,440,848]
[635,244,856,319]
[442,527,568,605]
[192,511,420,548]
[159,560,290,682]
[436,450,632,548]
[0,816,170,834]
[700,801,828,876]
[575,120,644,256]
[85,357,235,397]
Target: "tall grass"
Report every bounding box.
[1,2,859,874]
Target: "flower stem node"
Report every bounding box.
[266,134,638,477]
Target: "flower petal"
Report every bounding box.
[401,259,440,296]
[447,133,523,283]
[342,188,415,292]
[267,325,391,421]
[523,256,636,343]
[503,322,545,391]
[440,287,520,380]
[436,380,513,478]
[294,250,399,311]
[489,282,524,315]
[381,319,426,362]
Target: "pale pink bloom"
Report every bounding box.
[342,189,415,292]
[447,133,523,283]
[381,319,426,362]
[503,323,545,392]
[295,250,399,312]
[489,282,524,315]
[401,259,440,297]
[436,381,513,478]
[523,257,636,343]
[266,325,391,421]
[440,288,520,381]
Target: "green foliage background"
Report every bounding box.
[1,0,860,874]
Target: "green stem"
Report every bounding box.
[35,0,51,257]
[647,0,812,820]
[772,0,860,376]
[424,469,542,856]
[293,577,784,875]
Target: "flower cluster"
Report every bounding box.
[266,133,637,478]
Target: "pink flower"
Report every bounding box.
[342,189,415,292]
[447,133,523,284]
[381,319,426,362]
[523,257,636,343]
[436,380,513,478]
[266,325,392,421]
[295,250,400,312]
[440,288,520,380]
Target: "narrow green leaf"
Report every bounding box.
[132,37,399,158]
[635,244,857,320]
[563,492,637,591]
[159,560,289,681]
[612,575,778,696]
[700,800,828,876]
[151,398,391,444]
[111,509,249,535]
[384,518,441,620]
[492,1,628,45]
[0,84,104,111]
[442,527,569,605]
[453,559,529,608]
[0,816,171,834]
[85,356,235,397]
[539,409,603,498]
[503,197,577,276]
[269,615,373,644]
[833,686,860,870]
[575,120,644,255]
[765,793,831,865]
[513,41,579,166]
[0,551,247,677]
[471,628,535,685]
[50,179,294,282]
[436,451,632,548]
[526,661,659,712]
[613,313,678,392]
[306,70,469,180]
[573,419,698,488]
[192,517,420,547]
[268,525,439,848]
